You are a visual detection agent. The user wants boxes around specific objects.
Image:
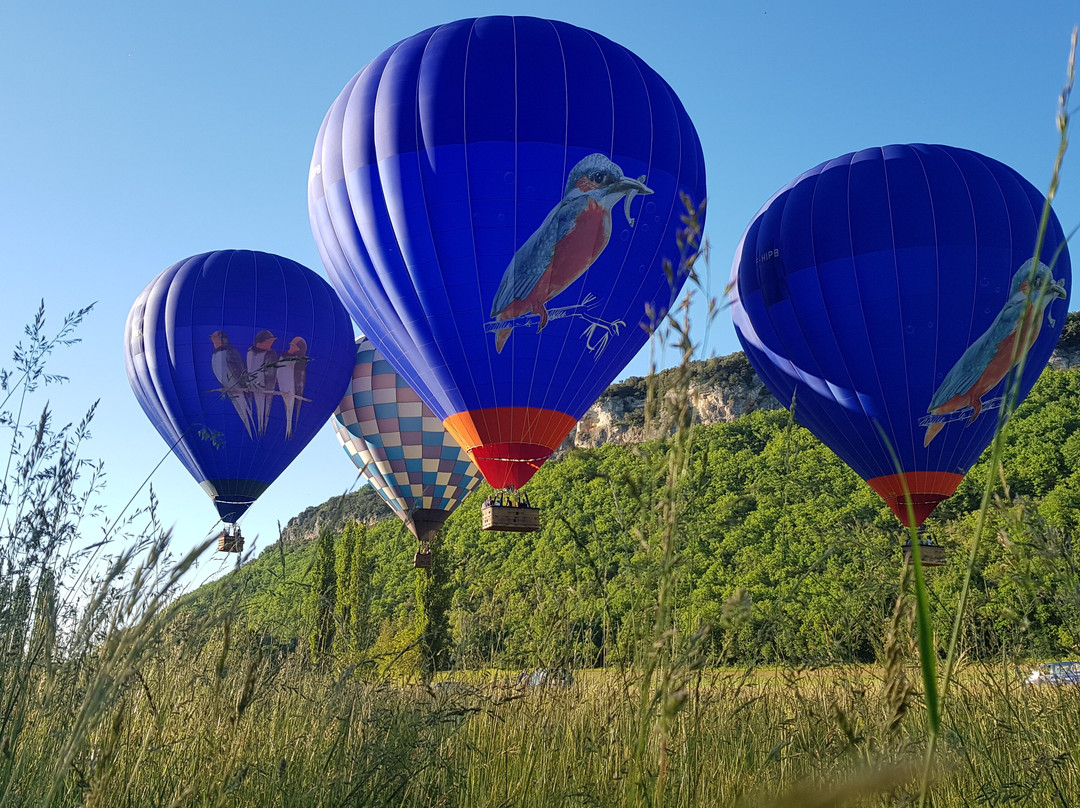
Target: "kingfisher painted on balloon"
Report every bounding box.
[488,154,652,356]
[921,258,1067,445]
[729,144,1071,528]
[308,17,707,491]
[209,328,314,440]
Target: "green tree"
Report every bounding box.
[332,521,355,656]
[414,536,452,679]
[306,526,337,661]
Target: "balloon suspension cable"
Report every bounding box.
[484,486,532,509]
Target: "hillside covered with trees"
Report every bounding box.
[175,355,1080,673]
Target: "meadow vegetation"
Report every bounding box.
[4,38,1080,806]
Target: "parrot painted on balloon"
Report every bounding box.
[923,259,1067,446]
[489,153,652,353]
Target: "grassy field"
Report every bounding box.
[3,641,1080,807]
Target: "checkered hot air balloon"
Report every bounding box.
[332,337,483,557]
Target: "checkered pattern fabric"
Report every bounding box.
[332,338,482,520]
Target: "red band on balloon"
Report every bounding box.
[865,471,964,527]
[444,407,577,489]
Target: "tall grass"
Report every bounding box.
[2,31,1079,807]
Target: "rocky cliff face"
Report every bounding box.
[1048,344,1080,370]
[564,329,1080,451]
[562,352,782,450]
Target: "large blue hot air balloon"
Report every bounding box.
[332,337,482,552]
[308,16,706,491]
[125,250,357,531]
[730,144,1070,526]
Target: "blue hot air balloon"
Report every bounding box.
[332,337,482,561]
[308,16,706,491]
[125,250,357,539]
[730,144,1070,526]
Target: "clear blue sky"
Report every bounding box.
[2,1,1077,580]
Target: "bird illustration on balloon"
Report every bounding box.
[487,153,652,356]
[921,258,1067,446]
[209,329,312,440]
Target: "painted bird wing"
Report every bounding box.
[490,195,588,317]
[928,295,1026,410]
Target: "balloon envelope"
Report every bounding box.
[730,144,1070,525]
[332,337,483,543]
[309,15,706,489]
[125,250,357,523]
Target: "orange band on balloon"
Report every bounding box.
[444,407,577,454]
[444,407,579,490]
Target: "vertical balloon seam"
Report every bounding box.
[535,25,608,421]
[369,53,441,408]
[764,180,877,480]
[912,146,947,476]
[126,287,172,459]
[128,281,197,480]
[949,152,1045,482]
[798,160,888,479]
[163,260,207,481]
[524,18,576,446]
[223,250,251,502]
[840,151,903,478]
[458,18,510,453]
[881,146,921,480]
[845,150,905,481]
[243,251,268,491]
[167,256,215,487]
[271,252,299,495]
[343,50,435,409]
[449,18,498,444]
[519,17,551,439]
[539,36,652,426]
[763,185,881,481]
[332,67,431,413]
[239,250,262,495]
[939,147,989,481]
[413,22,486,429]
[172,254,215,495]
[760,185,876,479]
[391,26,466,417]
[930,147,985,479]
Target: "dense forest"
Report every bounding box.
[176,355,1080,673]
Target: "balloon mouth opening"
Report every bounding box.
[469,443,553,490]
[406,508,451,545]
[866,472,964,527]
[213,496,256,524]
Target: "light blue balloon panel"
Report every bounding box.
[332,337,482,544]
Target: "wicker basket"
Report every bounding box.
[482,502,540,533]
[217,530,244,554]
[903,542,945,567]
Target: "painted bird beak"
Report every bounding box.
[1049,278,1068,299]
[613,176,653,196]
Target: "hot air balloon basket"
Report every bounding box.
[482,502,540,533]
[217,527,244,554]
[903,541,945,568]
[413,547,433,569]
